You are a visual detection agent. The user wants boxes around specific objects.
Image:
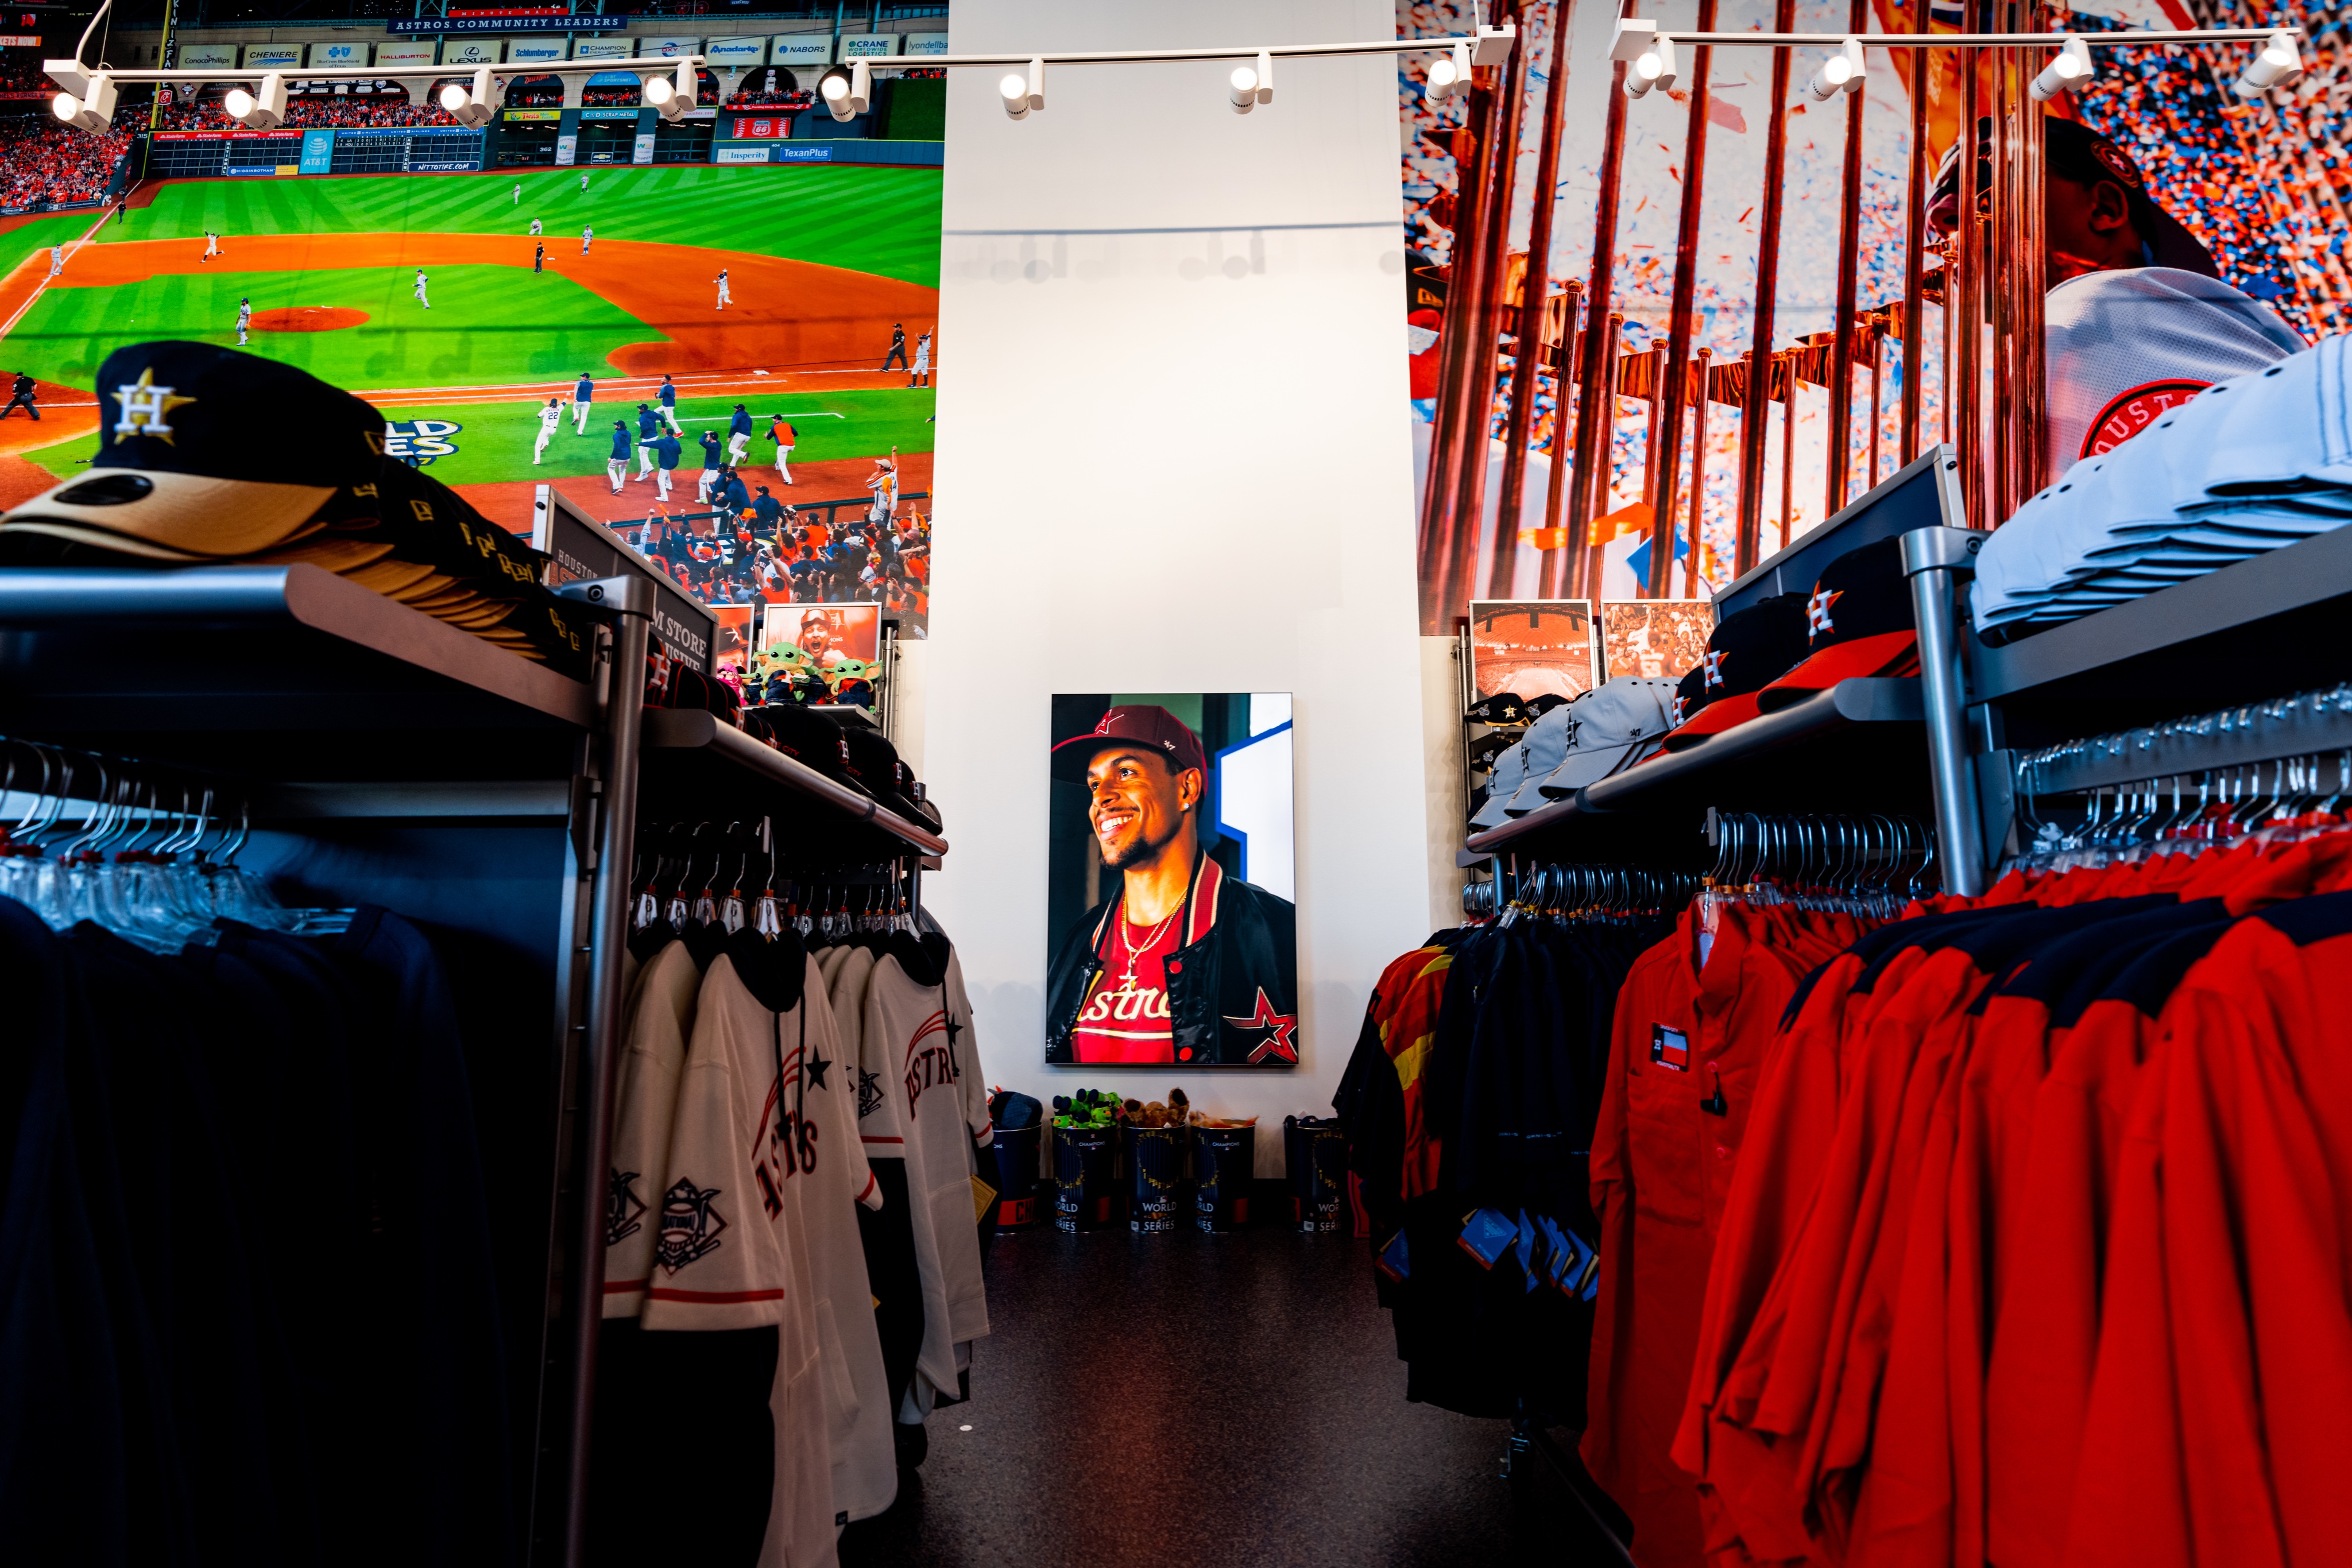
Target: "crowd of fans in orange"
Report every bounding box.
[0,117,131,209]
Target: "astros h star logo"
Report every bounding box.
[1224,988,1299,1065]
[113,368,196,443]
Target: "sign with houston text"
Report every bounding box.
[1046,692,1298,1068]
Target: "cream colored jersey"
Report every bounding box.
[860,939,992,1403]
[602,939,699,1318]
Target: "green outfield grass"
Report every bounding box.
[3,262,655,392]
[0,211,113,278]
[18,385,936,486]
[100,164,942,288]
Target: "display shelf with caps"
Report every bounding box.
[637,707,947,858]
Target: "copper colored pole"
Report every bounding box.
[1577,311,1626,598]
[1899,6,1929,463]
[1537,280,1585,597]
[1826,0,1868,515]
[1867,321,1883,487]
[2017,36,2048,498]
[1566,47,1634,600]
[1735,0,1798,576]
[1642,344,1669,593]
[1647,0,1718,598]
[1462,7,1531,599]
[1778,352,1797,553]
[1488,0,1564,598]
[1953,19,1985,530]
[1688,346,1713,593]
[1989,44,2017,528]
[1415,61,1501,632]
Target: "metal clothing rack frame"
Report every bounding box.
[0,560,947,1568]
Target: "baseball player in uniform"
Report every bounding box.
[573,372,594,433]
[413,269,430,309]
[606,419,631,493]
[908,328,931,388]
[529,216,543,237]
[47,245,63,279]
[581,224,593,255]
[202,231,220,263]
[726,404,752,465]
[1929,117,2303,468]
[697,429,724,501]
[579,171,590,193]
[769,415,796,483]
[236,297,252,346]
[653,428,680,501]
[658,373,683,435]
[714,268,732,310]
[633,403,661,480]
[533,396,563,463]
[512,180,521,204]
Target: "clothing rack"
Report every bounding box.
[0,561,949,1568]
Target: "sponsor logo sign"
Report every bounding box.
[775,143,833,162]
[307,41,369,67]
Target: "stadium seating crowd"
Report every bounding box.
[630,495,931,618]
[724,88,815,110]
[151,93,456,130]
[0,117,131,209]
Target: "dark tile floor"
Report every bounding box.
[839,1221,1623,1567]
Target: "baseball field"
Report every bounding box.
[0,161,941,547]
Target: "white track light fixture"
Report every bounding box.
[1228,47,1272,113]
[227,71,287,129]
[847,56,872,115]
[1427,38,1472,102]
[819,66,850,119]
[436,67,492,128]
[997,70,1030,119]
[51,69,114,133]
[1806,37,1866,102]
[1624,32,1677,98]
[2029,34,2094,100]
[643,58,693,121]
[2234,30,2303,98]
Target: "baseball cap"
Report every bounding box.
[1536,677,1681,797]
[840,726,934,826]
[0,340,385,563]
[1501,704,1578,815]
[1755,536,1921,712]
[1469,740,1527,830]
[1667,665,1709,730]
[1658,594,1811,752]
[1465,691,1527,726]
[761,703,872,795]
[1928,115,2217,278]
[1050,704,1209,783]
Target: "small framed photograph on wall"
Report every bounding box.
[1468,599,1597,704]
[1045,695,1297,1068]
[1597,599,1713,683]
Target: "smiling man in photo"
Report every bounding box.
[1045,705,1297,1066]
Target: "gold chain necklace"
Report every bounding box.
[1119,899,1181,982]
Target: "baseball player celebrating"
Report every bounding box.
[236,296,252,346]
[581,224,593,255]
[697,429,724,501]
[413,268,431,309]
[769,413,796,483]
[653,428,681,501]
[634,403,662,481]
[533,396,564,463]
[714,268,732,310]
[606,419,631,493]
[572,371,595,433]
[658,373,684,435]
[202,231,221,264]
[47,245,63,279]
[726,404,752,465]
[909,328,931,388]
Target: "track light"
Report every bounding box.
[226,71,287,129]
[823,56,871,121]
[1806,37,1866,102]
[51,69,113,134]
[644,59,692,121]
[999,56,1043,119]
[1624,33,1677,98]
[2234,30,2303,98]
[1229,49,1272,113]
[434,67,493,127]
[2029,34,2094,101]
[1427,38,1471,101]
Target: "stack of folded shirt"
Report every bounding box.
[0,340,593,680]
[1972,333,2352,644]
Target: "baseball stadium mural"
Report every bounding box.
[0,157,939,632]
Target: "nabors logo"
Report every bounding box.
[384,418,461,465]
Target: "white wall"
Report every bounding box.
[920,0,1430,1173]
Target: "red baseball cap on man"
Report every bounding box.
[1051,704,1209,781]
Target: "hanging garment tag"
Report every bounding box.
[1456,1207,1518,1269]
[1375,1229,1411,1282]
[1700,1062,1728,1116]
[1517,1209,1543,1294]
[1651,1024,1691,1072]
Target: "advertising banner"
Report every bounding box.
[712,145,771,164]
[243,44,303,69]
[388,15,578,33]
[299,127,335,173]
[631,131,654,165]
[503,108,561,121]
[774,144,833,163]
[702,34,767,68]
[770,36,830,69]
[306,40,369,68]
[836,33,896,61]
[552,131,575,165]
[579,107,639,120]
[727,115,788,139]
[505,37,567,65]
[175,43,240,69]
[0,34,41,47]
[441,38,503,65]
[902,33,949,57]
[374,41,437,69]
[637,36,697,60]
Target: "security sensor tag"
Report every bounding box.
[1651,1025,1690,1071]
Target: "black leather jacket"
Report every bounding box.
[1046,851,1298,1066]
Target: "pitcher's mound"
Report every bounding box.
[252,307,368,332]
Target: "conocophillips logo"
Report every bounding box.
[385,418,461,464]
